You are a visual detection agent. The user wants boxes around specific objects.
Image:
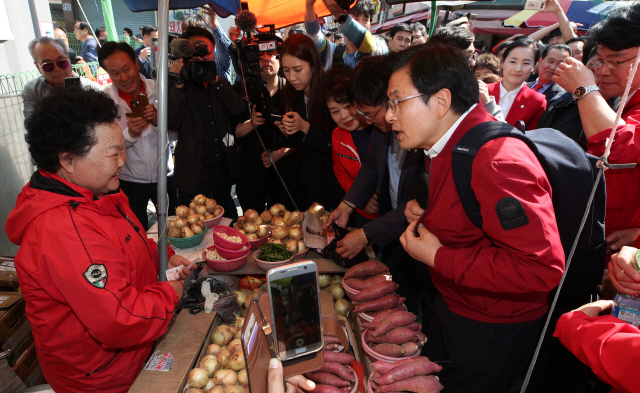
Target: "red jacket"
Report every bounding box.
[332,126,378,220]
[5,171,179,393]
[554,311,640,393]
[586,91,640,241]
[488,81,547,130]
[420,104,565,323]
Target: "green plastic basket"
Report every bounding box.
[168,228,207,249]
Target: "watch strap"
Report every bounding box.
[573,85,599,101]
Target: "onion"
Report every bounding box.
[206,344,221,355]
[213,369,237,385]
[244,209,259,222]
[260,211,272,224]
[225,386,244,393]
[330,282,345,300]
[234,291,247,307]
[331,275,342,284]
[194,204,207,215]
[319,214,329,224]
[217,348,231,367]
[182,226,195,238]
[318,274,331,288]
[208,387,224,393]
[192,223,205,235]
[297,240,307,254]
[271,216,285,227]
[309,202,325,217]
[168,220,176,229]
[236,217,247,228]
[206,199,218,213]
[212,326,234,346]
[237,369,248,386]
[335,299,351,317]
[176,205,191,218]
[271,226,288,240]
[204,379,216,392]
[190,201,198,211]
[286,211,303,226]
[228,342,242,355]
[199,357,218,376]
[283,210,291,223]
[256,225,269,238]
[186,368,209,389]
[187,389,205,393]
[187,214,200,225]
[214,206,223,217]
[168,227,181,238]
[235,315,245,329]
[286,240,297,254]
[270,203,285,216]
[195,194,208,205]
[205,214,215,220]
[228,325,239,335]
[244,222,257,234]
[235,330,242,339]
[267,238,282,245]
[197,214,206,222]
[245,233,257,240]
[254,217,263,226]
[174,218,188,229]
[288,227,303,241]
[239,229,246,236]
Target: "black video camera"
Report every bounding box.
[169,38,217,83]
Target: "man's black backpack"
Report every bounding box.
[451,121,606,294]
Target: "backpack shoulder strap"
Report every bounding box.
[451,121,537,229]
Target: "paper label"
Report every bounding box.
[165,266,182,281]
[144,352,174,371]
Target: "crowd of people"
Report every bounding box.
[7,0,640,392]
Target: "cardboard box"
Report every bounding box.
[0,257,19,291]
[0,293,26,340]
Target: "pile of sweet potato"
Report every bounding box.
[370,357,443,392]
[344,261,405,315]
[306,351,357,393]
[363,310,425,358]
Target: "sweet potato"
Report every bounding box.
[376,375,444,393]
[370,370,381,390]
[324,351,354,365]
[324,335,341,345]
[361,321,380,330]
[353,294,400,313]
[369,327,417,344]
[344,260,389,279]
[401,342,420,357]
[371,309,395,324]
[318,362,354,381]
[353,281,398,302]
[376,358,443,385]
[306,372,351,387]
[404,322,422,331]
[325,343,343,351]
[414,332,427,347]
[371,343,403,357]
[372,311,417,337]
[311,384,346,393]
[372,358,418,374]
[344,274,389,291]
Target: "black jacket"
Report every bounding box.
[167,78,246,194]
[527,81,566,104]
[345,129,424,247]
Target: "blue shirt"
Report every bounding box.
[80,37,98,63]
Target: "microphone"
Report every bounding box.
[236,10,258,34]
[170,38,194,58]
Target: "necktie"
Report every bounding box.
[534,84,543,92]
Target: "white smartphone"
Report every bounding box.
[525,0,546,11]
[266,261,324,361]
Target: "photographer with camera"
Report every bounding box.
[167,27,246,220]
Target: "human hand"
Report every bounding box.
[127,117,148,138]
[552,57,596,93]
[504,33,525,43]
[542,0,561,14]
[76,57,86,64]
[573,300,614,317]
[570,22,582,35]
[322,0,345,19]
[202,4,219,28]
[364,194,379,215]
[251,105,265,128]
[229,26,240,44]
[324,202,352,229]
[405,199,425,224]
[169,58,184,74]
[608,247,640,296]
[399,221,442,268]
[168,255,197,281]
[606,228,640,253]
[268,358,316,393]
[280,112,310,135]
[140,47,151,60]
[167,280,184,296]
[336,229,369,259]
[306,0,317,7]
[143,104,158,126]
[478,80,491,104]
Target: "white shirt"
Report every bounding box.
[104,74,177,183]
[387,133,407,210]
[499,81,524,119]
[424,104,477,159]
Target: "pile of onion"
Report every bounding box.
[307,202,330,224]
[168,195,223,239]
[233,209,269,241]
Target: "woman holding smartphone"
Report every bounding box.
[276,34,344,210]
[487,38,547,130]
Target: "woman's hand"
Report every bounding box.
[608,246,640,296]
[268,358,315,393]
[478,80,491,104]
[279,112,310,136]
[573,300,614,317]
[606,228,640,253]
[168,255,197,281]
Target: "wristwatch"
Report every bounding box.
[337,13,349,24]
[573,85,599,101]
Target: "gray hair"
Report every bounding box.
[28,36,68,61]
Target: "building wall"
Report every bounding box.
[77,0,156,36]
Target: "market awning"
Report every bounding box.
[472,19,540,35]
[123,0,239,18]
[504,0,604,30]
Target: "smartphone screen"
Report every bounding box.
[270,114,283,122]
[267,262,323,361]
[64,77,81,89]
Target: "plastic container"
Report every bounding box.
[293,248,309,259]
[168,228,206,249]
[248,230,271,249]
[214,243,250,259]
[203,207,225,228]
[361,329,420,363]
[342,279,360,300]
[213,225,249,250]
[613,292,640,327]
[202,246,249,272]
[254,250,294,271]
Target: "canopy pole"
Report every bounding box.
[157,0,170,282]
[429,1,437,37]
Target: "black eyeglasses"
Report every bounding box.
[355,104,385,122]
[588,56,637,70]
[39,59,70,72]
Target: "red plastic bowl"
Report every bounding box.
[213,225,248,250]
[254,249,294,271]
[203,207,225,228]
[361,329,420,363]
[293,248,308,259]
[248,230,271,250]
[214,243,250,259]
[341,278,360,300]
[202,245,249,272]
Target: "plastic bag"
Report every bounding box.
[322,223,369,268]
[188,277,242,324]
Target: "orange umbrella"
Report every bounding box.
[247,0,332,29]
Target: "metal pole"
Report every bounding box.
[28,0,41,37]
[157,0,170,282]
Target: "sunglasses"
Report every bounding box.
[39,59,70,72]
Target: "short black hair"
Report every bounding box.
[496,40,513,57]
[182,26,216,47]
[349,0,375,22]
[123,27,133,36]
[473,53,500,75]
[396,45,478,115]
[347,55,394,107]
[25,88,119,173]
[565,37,585,46]
[141,25,158,37]
[325,31,334,38]
[541,43,572,59]
[503,38,540,64]
[95,27,106,37]
[98,41,137,69]
[76,21,92,33]
[430,26,475,51]
[411,23,427,36]
[390,23,413,39]
[548,27,562,38]
[589,1,640,51]
[334,32,344,41]
[182,14,211,31]
[320,63,353,105]
[54,24,67,35]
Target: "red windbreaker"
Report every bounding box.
[586,91,640,241]
[420,104,565,323]
[554,311,640,393]
[5,170,179,393]
[332,126,378,220]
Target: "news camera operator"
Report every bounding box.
[167,27,245,220]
